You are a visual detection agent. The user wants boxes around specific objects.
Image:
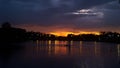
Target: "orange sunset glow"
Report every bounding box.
[50,31,100,36]
[16,24,101,37]
[0,0,120,68]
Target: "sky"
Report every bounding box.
[0,0,120,36]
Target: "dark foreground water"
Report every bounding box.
[0,41,120,68]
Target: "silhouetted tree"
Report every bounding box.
[1,22,12,28]
[0,22,28,42]
[1,22,120,43]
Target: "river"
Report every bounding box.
[0,41,120,68]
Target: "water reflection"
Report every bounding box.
[23,41,120,68]
[0,41,120,68]
[0,43,23,68]
[118,44,120,57]
[24,41,119,58]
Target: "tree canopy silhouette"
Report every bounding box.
[1,22,12,28]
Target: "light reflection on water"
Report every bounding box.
[118,44,120,57]
[28,40,119,57]
[0,41,120,68]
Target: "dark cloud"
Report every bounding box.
[0,0,119,32]
[98,1,120,27]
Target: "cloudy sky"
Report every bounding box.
[0,0,120,35]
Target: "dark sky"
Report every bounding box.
[0,0,120,34]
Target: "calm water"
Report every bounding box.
[0,41,120,68]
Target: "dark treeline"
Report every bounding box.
[0,22,55,42]
[0,22,120,43]
[0,22,27,42]
[67,32,120,43]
